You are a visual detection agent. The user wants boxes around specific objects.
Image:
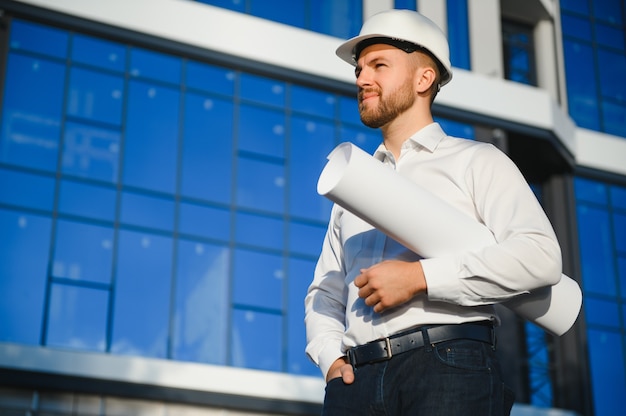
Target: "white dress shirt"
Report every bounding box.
[304,123,562,378]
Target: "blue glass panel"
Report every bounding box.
[67,67,124,125]
[437,118,475,139]
[287,257,319,376]
[46,284,108,351]
[619,257,626,298]
[111,230,172,358]
[602,99,626,137]
[615,213,626,253]
[561,14,592,41]
[238,105,285,159]
[240,74,286,108]
[186,61,235,96]
[235,212,284,250]
[447,0,471,70]
[57,179,117,222]
[72,34,126,72]
[575,177,608,205]
[52,219,114,284]
[231,308,282,371]
[0,53,64,171]
[289,221,326,256]
[563,40,601,130]
[0,209,51,344]
[180,93,233,204]
[179,202,231,241]
[560,0,589,14]
[339,125,382,154]
[250,0,305,27]
[339,95,362,126]
[585,297,620,327]
[289,116,335,221]
[577,205,616,295]
[62,122,121,183]
[9,19,68,58]
[593,0,623,25]
[291,85,336,119]
[598,50,626,102]
[120,191,175,232]
[195,0,245,12]
[588,329,626,416]
[129,47,182,84]
[236,157,285,214]
[173,239,229,364]
[395,0,417,10]
[0,168,55,211]
[123,80,180,193]
[612,185,626,209]
[233,248,283,310]
[310,0,362,39]
[596,24,625,51]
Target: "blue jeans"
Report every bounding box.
[322,339,515,415]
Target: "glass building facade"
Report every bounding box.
[0,0,624,415]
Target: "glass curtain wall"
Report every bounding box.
[575,177,626,416]
[0,16,386,377]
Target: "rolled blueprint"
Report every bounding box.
[317,142,582,336]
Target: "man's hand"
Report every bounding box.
[326,357,355,384]
[354,260,427,313]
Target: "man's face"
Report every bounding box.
[355,44,416,129]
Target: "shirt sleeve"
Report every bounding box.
[421,144,562,306]
[304,205,349,379]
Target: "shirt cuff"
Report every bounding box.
[316,340,346,380]
[420,256,463,304]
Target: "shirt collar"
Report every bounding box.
[373,122,446,161]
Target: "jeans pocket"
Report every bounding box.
[433,339,493,371]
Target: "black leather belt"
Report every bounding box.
[346,322,495,368]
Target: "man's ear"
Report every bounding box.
[415,66,437,94]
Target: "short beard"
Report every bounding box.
[358,78,415,129]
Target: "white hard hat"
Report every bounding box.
[336,9,453,86]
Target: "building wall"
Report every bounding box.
[0,0,624,415]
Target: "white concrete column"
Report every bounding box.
[535,19,560,102]
[468,0,504,78]
[419,0,447,35]
[363,0,393,19]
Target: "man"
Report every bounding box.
[304,9,562,416]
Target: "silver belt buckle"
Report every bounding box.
[383,337,393,359]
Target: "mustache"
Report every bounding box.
[358,88,381,102]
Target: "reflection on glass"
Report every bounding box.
[72,34,126,72]
[62,122,121,183]
[46,284,108,351]
[67,67,124,126]
[238,104,285,159]
[231,308,282,371]
[58,179,117,222]
[174,239,230,364]
[0,209,51,344]
[0,53,64,171]
[52,219,114,284]
[120,191,175,232]
[123,80,180,193]
[236,157,285,214]
[232,248,283,310]
[111,230,172,358]
[0,168,55,211]
[181,92,233,204]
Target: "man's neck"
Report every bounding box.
[381,109,434,160]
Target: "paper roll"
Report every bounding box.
[317,142,582,336]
